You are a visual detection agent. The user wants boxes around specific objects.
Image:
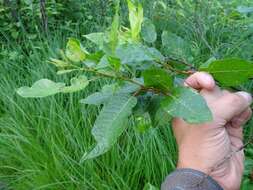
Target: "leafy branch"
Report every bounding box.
[16,1,253,161]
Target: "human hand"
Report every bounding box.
[173,72,252,190]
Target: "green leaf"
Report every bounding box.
[95,55,121,70]
[81,94,137,161]
[83,32,105,49]
[141,19,157,43]
[84,51,104,68]
[199,57,217,70]
[237,6,253,14]
[96,55,110,69]
[80,84,118,105]
[116,43,164,64]
[127,0,144,41]
[161,31,192,61]
[117,82,140,94]
[84,2,120,55]
[66,38,87,62]
[153,107,172,126]
[133,93,153,116]
[17,79,65,98]
[80,83,140,105]
[49,58,69,68]
[61,75,89,93]
[80,92,112,106]
[147,95,171,126]
[84,31,117,56]
[134,113,152,133]
[162,87,212,124]
[119,28,132,42]
[86,51,104,63]
[83,60,96,68]
[80,84,114,105]
[201,58,253,86]
[147,47,165,61]
[107,56,121,71]
[57,69,77,75]
[109,0,120,53]
[142,68,173,91]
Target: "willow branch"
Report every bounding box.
[165,56,196,69]
[156,60,195,75]
[84,68,143,86]
[78,67,169,95]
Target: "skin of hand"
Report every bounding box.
[173,72,252,190]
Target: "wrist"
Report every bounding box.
[177,156,242,190]
[162,168,224,190]
[177,160,209,175]
[177,149,210,175]
[176,162,226,189]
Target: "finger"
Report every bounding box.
[184,72,215,91]
[226,109,251,147]
[231,108,252,128]
[200,85,223,103]
[211,91,252,122]
[226,108,251,148]
[226,122,243,147]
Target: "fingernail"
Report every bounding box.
[237,91,252,104]
[203,73,212,81]
[183,82,189,87]
[202,73,215,89]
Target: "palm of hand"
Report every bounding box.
[173,118,244,190]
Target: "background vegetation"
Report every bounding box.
[1,0,253,189]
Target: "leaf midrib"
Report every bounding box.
[93,95,135,141]
[209,69,253,73]
[169,92,198,116]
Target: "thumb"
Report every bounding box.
[211,91,252,122]
[184,72,215,91]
